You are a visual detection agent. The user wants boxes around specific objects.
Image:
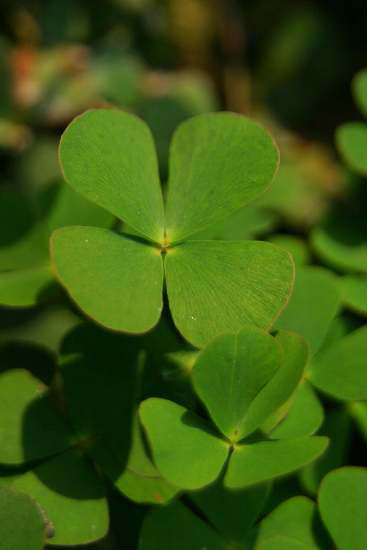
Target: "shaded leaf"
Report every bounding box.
[109,414,179,505]
[309,326,367,401]
[0,266,52,308]
[352,69,367,117]
[139,501,227,550]
[0,486,46,550]
[0,190,48,271]
[311,212,367,274]
[269,235,310,266]
[192,477,270,544]
[336,122,367,175]
[256,536,318,550]
[340,274,367,317]
[319,467,367,550]
[300,408,352,495]
[275,267,340,356]
[0,369,71,465]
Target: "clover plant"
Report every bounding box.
[50,109,294,347]
[1,69,367,550]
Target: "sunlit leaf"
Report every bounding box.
[225,436,328,489]
[51,227,164,333]
[59,109,165,242]
[165,240,294,348]
[139,398,229,490]
[165,112,279,243]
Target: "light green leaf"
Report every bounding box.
[319,467,367,550]
[12,450,108,546]
[165,112,279,243]
[241,330,308,438]
[0,486,46,550]
[59,109,165,243]
[139,398,229,490]
[191,477,270,544]
[139,501,227,550]
[309,325,367,401]
[0,369,71,465]
[165,240,294,348]
[225,436,328,489]
[192,326,281,442]
[275,267,340,356]
[0,266,52,308]
[352,69,367,117]
[336,122,367,175]
[266,381,324,439]
[254,496,321,549]
[340,274,367,316]
[51,226,163,333]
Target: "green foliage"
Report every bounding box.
[140,326,327,491]
[51,109,294,347]
[0,486,46,550]
[0,181,113,308]
[1,56,367,549]
[319,467,367,550]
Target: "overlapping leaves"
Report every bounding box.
[139,325,328,491]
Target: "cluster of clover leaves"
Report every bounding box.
[1,107,367,550]
[50,108,294,349]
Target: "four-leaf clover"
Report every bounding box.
[51,109,294,347]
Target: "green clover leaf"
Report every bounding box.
[51,109,295,347]
[319,467,367,550]
[139,326,327,491]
